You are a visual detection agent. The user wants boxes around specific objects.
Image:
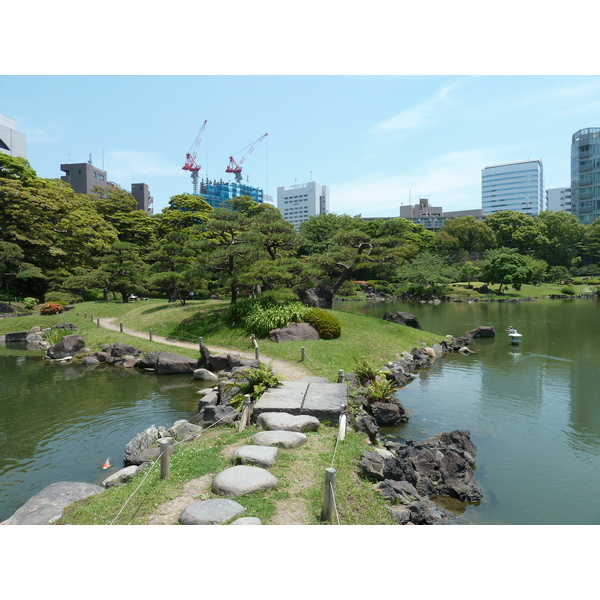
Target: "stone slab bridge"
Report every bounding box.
[252,376,348,425]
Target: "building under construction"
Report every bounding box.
[198,178,265,209]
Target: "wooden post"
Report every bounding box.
[337,369,345,383]
[84,313,87,319]
[199,337,203,352]
[321,467,337,523]
[301,347,306,361]
[90,314,94,322]
[149,328,153,342]
[159,439,170,479]
[96,318,100,327]
[238,394,252,432]
[120,322,123,333]
[338,404,347,442]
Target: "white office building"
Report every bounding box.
[546,187,572,213]
[481,159,544,216]
[0,114,27,158]
[277,181,329,230]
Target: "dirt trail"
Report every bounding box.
[98,318,312,382]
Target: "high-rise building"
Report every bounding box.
[60,162,108,195]
[277,181,329,230]
[481,159,544,216]
[131,183,153,214]
[0,114,27,159]
[571,128,600,224]
[546,187,572,214]
[198,179,265,209]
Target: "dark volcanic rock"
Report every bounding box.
[466,325,495,338]
[46,334,85,359]
[383,311,423,330]
[269,322,320,343]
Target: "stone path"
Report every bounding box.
[178,410,326,525]
[97,318,312,382]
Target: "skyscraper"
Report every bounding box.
[0,114,27,159]
[571,128,600,224]
[481,159,544,216]
[277,181,329,230]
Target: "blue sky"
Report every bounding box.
[3,75,600,217]
[3,4,598,218]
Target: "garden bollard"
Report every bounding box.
[96,318,100,327]
[337,369,345,383]
[301,347,306,361]
[321,467,337,523]
[120,322,123,333]
[159,439,170,479]
[199,337,203,352]
[149,328,153,342]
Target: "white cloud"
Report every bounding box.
[370,79,470,134]
[330,147,510,217]
[104,150,180,181]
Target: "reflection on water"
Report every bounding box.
[335,298,600,524]
[0,349,208,522]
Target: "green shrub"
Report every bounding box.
[44,292,81,305]
[40,302,64,315]
[303,308,341,339]
[23,297,37,310]
[561,285,577,296]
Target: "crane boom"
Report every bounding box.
[226,133,268,183]
[182,120,207,194]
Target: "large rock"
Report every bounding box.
[102,465,140,488]
[168,419,203,442]
[192,405,239,427]
[193,368,219,382]
[179,498,246,525]
[269,322,320,343]
[297,282,334,309]
[124,424,159,465]
[370,401,409,426]
[383,311,422,330]
[136,351,198,374]
[2,481,104,525]
[212,465,278,498]
[466,325,495,338]
[45,334,85,359]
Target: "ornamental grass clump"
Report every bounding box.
[40,302,63,315]
[230,298,312,338]
[302,308,341,339]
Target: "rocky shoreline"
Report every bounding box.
[2,316,486,525]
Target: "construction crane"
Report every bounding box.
[226,133,268,183]
[182,120,207,194]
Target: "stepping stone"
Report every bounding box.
[179,498,246,525]
[232,445,279,467]
[252,430,308,449]
[212,465,278,498]
[253,381,307,415]
[256,412,320,433]
[301,382,348,422]
[230,517,262,525]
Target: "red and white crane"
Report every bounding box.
[182,120,207,194]
[226,133,268,183]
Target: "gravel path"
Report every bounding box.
[98,318,312,382]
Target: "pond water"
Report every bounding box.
[333,297,600,525]
[0,347,206,522]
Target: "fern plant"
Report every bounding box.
[225,365,282,410]
[364,378,397,403]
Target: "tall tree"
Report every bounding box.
[434,215,496,258]
[535,211,584,267]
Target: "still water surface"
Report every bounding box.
[1,298,599,524]
[0,349,204,522]
[334,297,600,524]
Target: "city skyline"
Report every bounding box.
[3,75,600,218]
